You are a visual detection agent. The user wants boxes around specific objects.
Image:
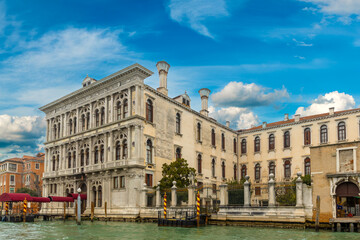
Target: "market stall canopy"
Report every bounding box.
[31,197,50,203]
[49,196,74,202]
[68,193,87,200]
[0,193,33,202]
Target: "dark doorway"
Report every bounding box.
[336,182,360,217]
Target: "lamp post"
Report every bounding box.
[77,188,81,225]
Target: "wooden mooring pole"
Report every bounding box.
[196,191,200,228]
[23,198,27,223]
[91,201,94,222]
[105,202,107,222]
[315,195,320,232]
[75,201,78,220]
[63,202,66,222]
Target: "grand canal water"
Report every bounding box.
[0,221,359,240]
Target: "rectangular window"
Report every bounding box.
[54,184,57,194]
[212,184,217,194]
[145,174,153,187]
[113,176,119,189]
[10,175,15,185]
[9,163,17,172]
[255,187,261,196]
[35,163,40,169]
[10,187,15,193]
[120,176,125,188]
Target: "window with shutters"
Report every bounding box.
[304,128,311,145]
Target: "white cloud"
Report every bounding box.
[209,106,259,129]
[294,55,306,60]
[293,38,313,47]
[211,81,289,108]
[168,0,229,38]
[295,91,355,116]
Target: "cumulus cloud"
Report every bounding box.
[300,0,360,23]
[168,0,229,38]
[0,114,46,160]
[211,82,289,108]
[295,91,355,116]
[209,106,259,129]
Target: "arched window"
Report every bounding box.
[338,121,346,141]
[100,145,104,163]
[304,157,311,175]
[269,134,275,150]
[221,133,225,150]
[122,140,128,159]
[233,164,237,180]
[241,139,247,154]
[146,99,153,122]
[320,125,328,143]
[58,123,61,138]
[284,160,291,179]
[72,151,76,168]
[86,148,89,165]
[95,109,100,127]
[69,119,73,135]
[52,156,56,171]
[284,131,290,148]
[254,136,260,152]
[304,128,311,145]
[146,139,153,164]
[211,159,216,177]
[68,152,72,168]
[115,141,121,160]
[255,163,261,181]
[175,147,181,159]
[92,186,97,207]
[123,99,128,118]
[54,125,57,139]
[222,161,226,178]
[197,154,202,174]
[211,129,216,146]
[233,138,237,154]
[86,113,90,130]
[80,149,84,167]
[100,107,105,126]
[94,146,99,164]
[269,162,275,176]
[116,101,122,120]
[81,115,86,131]
[175,113,181,134]
[97,186,102,207]
[241,165,247,179]
[197,123,201,141]
[73,117,77,134]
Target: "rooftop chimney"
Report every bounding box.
[156,61,170,96]
[329,107,335,115]
[294,114,300,122]
[284,113,289,121]
[262,122,267,128]
[199,88,211,116]
[226,121,230,127]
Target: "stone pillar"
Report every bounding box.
[188,185,195,206]
[140,183,148,208]
[296,172,303,207]
[127,126,132,159]
[104,132,109,163]
[244,175,251,207]
[219,184,228,206]
[156,183,161,207]
[135,85,141,116]
[46,119,50,142]
[109,131,114,162]
[268,173,276,207]
[171,181,177,207]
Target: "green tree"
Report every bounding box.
[158,158,196,191]
[16,187,40,197]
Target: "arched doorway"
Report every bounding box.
[80,183,87,214]
[336,182,360,217]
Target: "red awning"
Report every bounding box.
[68,193,87,200]
[31,197,50,203]
[49,196,74,202]
[0,193,33,202]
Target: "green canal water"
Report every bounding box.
[0,221,359,240]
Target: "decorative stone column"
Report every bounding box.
[296,172,303,207]
[156,183,161,207]
[140,183,148,208]
[171,181,177,207]
[268,173,275,207]
[244,175,251,207]
[219,184,228,206]
[188,185,195,206]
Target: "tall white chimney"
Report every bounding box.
[199,88,211,116]
[226,121,230,127]
[294,114,300,122]
[156,61,170,96]
[329,107,335,115]
[284,113,289,121]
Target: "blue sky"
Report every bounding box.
[1,0,360,160]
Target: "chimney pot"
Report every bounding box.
[156,61,170,96]
[284,113,289,121]
[329,107,335,115]
[199,88,211,116]
[295,114,300,122]
[226,121,230,127]
[262,122,267,128]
